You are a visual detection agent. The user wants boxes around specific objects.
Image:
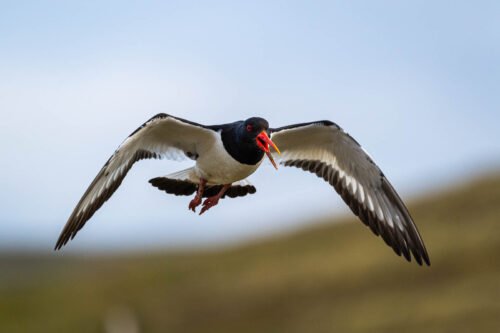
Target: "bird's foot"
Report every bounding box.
[199,196,220,215]
[188,196,202,212]
[189,178,207,213]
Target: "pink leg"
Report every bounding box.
[199,184,231,215]
[188,178,207,212]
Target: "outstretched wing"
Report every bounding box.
[270,121,430,265]
[55,113,218,250]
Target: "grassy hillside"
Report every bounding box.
[1,174,500,332]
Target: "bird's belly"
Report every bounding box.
[194,143,262,185]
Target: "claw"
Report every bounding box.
[188,196,202,212]
[199,196,220,215]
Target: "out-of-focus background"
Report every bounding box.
[1,1,499,332]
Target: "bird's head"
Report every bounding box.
[242,117,281,169]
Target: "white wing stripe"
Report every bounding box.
[271,121,430,265]
[358,184,365,204]
[55,114,217,250]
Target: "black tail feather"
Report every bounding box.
[149,177,256,198]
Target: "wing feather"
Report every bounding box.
[271,121,430,265]
[55,114,217,249]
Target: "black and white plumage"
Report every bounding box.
[55,114,430,266]
[270,122,429,265]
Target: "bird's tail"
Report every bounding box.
[149,168,256,198]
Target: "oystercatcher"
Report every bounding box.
[55,114,430,265]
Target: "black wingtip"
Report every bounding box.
[404,249,430,266]
[423,253,431,266]
[54,236,67,251]
[54,226,77,251]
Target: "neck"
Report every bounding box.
[220,124,264,165]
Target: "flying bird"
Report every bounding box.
[55,114,430,266]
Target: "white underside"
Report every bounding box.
[164,167,254,187]
[165,130,263,185]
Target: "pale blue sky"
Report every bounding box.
[1,1,499,251]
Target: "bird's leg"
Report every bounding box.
[189,178,207,212]
[199,184,231,215]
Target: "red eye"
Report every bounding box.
[246,124,253,132]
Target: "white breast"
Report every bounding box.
[194,131,263,185]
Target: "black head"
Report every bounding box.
[242,117,270,140]
[220,116,280,168]
[241,117,280,169]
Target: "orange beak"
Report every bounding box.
[256,131,281,170]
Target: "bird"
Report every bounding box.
[55,113,430,266]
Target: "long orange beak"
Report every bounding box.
[256,131,281,170]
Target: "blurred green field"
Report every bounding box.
[1,174,500,333]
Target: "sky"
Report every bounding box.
[1,1,499,252]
